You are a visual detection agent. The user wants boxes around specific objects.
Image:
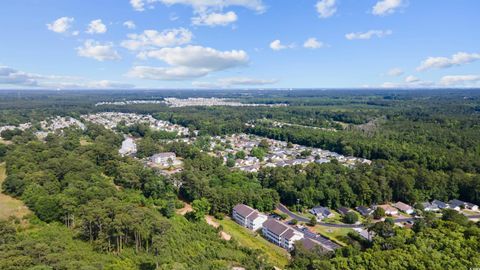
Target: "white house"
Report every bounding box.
[232,204,267,231]
[262,219,304,250]
[119,137,137,157]
[150,152,181,167]
[377,204,398,216]
[393,202,414,215]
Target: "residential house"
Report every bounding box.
[232,204,268,231]
[355,206,374,217]
[353,228,374,242]
[377,204,398,216]
[119,137,137,157]
[421,202,439,212]
[393,202,414,215]
[431,200,449,210]
[448,199,465,211]
[310,206,334,220]
[150,152,180,167]
[262,219,304,250]
[337,207,352,216]
[465,202,479,211]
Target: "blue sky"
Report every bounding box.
[0,0,479,89]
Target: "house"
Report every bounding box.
[465,202,479,211]
[150,152,180,167]
[119,137,137,156]
[353,228,374,242]
[262,219,304,250]
[393,202,414,215]
[232,204,268,231]
[337,207,352,216]
[377,204,398,216]
[310,206,334,220]
[355,206,374,217]
[431,200,449,210]
[448,199,464,211]
[421,202,439,212]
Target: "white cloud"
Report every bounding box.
[0,66,133,89]
[47,17,74,34]
[192,11,237,26]
[269,40,294,51]
[405,75,419,83]
[127,66,210,80]
[121,28,193,51]
[440,75,480,86]
[123,20,136,29]
[372,0,405,16]
[131,0,265,13]
[387,67,404,76]
[345,30,392,40]
[86,19,107,34]
[316,0,337,18]
[77,40,121,61]
[417,52,480,71]
[128,45,249,80]
[303,38,324,49]
[193,77,277,88]
[130,0,146,11]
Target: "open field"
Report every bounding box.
[215,217,290,268]
[0,163,30,220]
[315,225,352,246]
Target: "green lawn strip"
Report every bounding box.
[215,217,290,268]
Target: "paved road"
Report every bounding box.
[277,204,480,228]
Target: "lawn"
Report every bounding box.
[0,162,31,220]
[215,217,290,268]
[315,225,352,246]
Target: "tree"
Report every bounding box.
[235,151,246,160]
[343,212,359,224]
[308,216,317,227]
[191,198,211,221]
[373,207,386,220]
[258,139,270,150]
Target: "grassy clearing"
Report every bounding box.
[0,163,30,220]
[80,138,93,146]
[315,225,352,246]
[215,217,290,268]
[0,138,12,145]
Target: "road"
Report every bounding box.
[277,204,480,228]
[277,203,364,228]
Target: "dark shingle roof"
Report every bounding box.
[233,204,255,218]
[263,219,289,236]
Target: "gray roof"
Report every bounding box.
[311,206,332,216]
[233,204,255,218]
[282,228,299,240]
[337,207,351,215]
[432,200,448,208]
[151,152,176,158]
[263,219,289,236]
[355,206,373,216]
[448,199,465,208]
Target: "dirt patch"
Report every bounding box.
[205,215,231,241]
[0,163,31,220]
[176,202,193,215]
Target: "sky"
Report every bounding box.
[0,0,479,90]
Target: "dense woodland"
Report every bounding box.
[1,89,480,269]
